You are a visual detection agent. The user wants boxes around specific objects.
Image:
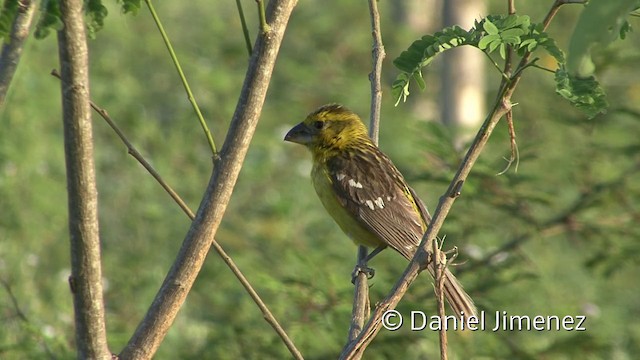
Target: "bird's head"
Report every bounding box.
[284,104,370,156]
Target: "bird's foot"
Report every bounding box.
[351,263,375,284]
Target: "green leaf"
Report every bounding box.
[555,67,608,119]
[478,34,499,50]
[0,0,19,42]
[34,0,110,39]
[501,28,526,39]
[483,19,499,35]
[520,38,537,51]
[35,0,63,39]
[412,71,426,90]
[86,0,109,39]
[538,36,565,64]
[501,14,519,28]
[392,25,473,103]
[392,73,411,106]
[118,0,142,14]
[488,39,500,53]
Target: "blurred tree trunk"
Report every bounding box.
[441,0,486,148]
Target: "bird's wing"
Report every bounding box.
[326,147,428,260]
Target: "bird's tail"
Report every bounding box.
[427,266,477,318]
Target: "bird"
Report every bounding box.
[284,103,477,317]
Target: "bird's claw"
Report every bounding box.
[351,264,375,284]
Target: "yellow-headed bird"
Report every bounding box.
[285,104,476,317]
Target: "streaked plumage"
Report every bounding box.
[285,104,476,316]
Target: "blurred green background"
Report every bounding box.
[1,1,639,359]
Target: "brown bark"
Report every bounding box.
[57,0,110,358]
[118,1,298,358]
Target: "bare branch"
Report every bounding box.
[143,0,217,155]
[235,0,253,56]
[433,239,448,360]
[348,0,386,347]
[57,0,110,358]
[348,246,371,344]
[497,102,520,175]
[367,0,385,145]
[118,1,299,359]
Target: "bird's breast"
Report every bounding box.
[311,162,384,248]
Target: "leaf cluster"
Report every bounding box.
[0,0,18,42]
[391,7,636,119]
[32,0,138,39]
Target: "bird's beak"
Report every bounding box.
[284,122,313,145]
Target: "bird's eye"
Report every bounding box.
[313,120,324,129]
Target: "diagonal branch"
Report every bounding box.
[118,1,299,359]
[143,0,217,155]
[57,0,110,358]
[340,1,577,358]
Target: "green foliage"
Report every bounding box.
[554,66,608,119]
[117,0,141,14]
[34,0,63,39]
[392,25,474,104]
[85,0,108,38]
[33,0,109,39]
[392,14,568,109]
[392,5,639,118]
[524,24,564,63]
[477,15,531,59]
[0,0,18,42]
[567,0,640,76]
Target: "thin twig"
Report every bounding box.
[505,0,518,175]
[256,0,271,34]
[367,0,385,144]
[52,68,194,217]
[143,0,217,156]
[347,0,386,348]
[497,109,519,175]
[432,239,447,360]
[235,0,253,56]
[1,279,57,358]
[495,0,517,177]
[348,247,370,344]
[541,0,587,30]
[1,279,28,323]
[483,51,511,82]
